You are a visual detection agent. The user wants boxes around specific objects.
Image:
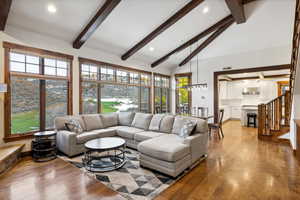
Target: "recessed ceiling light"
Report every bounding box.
[202,6,209,14]
[47,4,57,13]
[149,47,155,52]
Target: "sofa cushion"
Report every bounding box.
[149,114,164,131]
[131,113,153,130]
[55,116,86,131]
[134,131,165,142]
[100,113,118,128]
[137,134,189,162]
[116,126,144,139]
[76,129,116,144]
[82,114,104,131]
[118,112,135,126]
[159,115,175,133]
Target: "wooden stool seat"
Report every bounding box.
[247,113,257,128]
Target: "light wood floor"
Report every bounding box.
[1,120,300,200]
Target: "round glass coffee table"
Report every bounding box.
[83,137,126,172]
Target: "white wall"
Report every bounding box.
[0,25,172,151]
[171,45,292,116]
[289,53,300,149]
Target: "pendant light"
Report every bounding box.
[180,42,208,90]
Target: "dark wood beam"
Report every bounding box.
[179,19,234,67]
[242,0,257,5]
[151,15,234,68]
[225,0,246,24]
[0,0,12,31]
[121,0,204,60]
[73,0,121,49]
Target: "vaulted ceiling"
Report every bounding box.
[6,0,295,69]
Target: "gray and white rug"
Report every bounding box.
[59,148,189,200]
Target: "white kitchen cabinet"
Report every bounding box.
[227,81,243,99]
[231,106,241,119]
[219,81,228,99]
[221,106,231,122]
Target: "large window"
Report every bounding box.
[154,74,171,113]
[3,42,73,141]
[80,58,151,114]
[175,73,192,114]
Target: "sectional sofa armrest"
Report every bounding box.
[56,130,77,155]
[182,132,208,164]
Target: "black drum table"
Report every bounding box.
[83,137,126,172]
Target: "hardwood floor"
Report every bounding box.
[1,120,300,200]
[0,156,124,200]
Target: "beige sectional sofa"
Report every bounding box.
[55,112,208,177]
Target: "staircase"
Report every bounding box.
[257,0,300,139]
[258,91,291,139]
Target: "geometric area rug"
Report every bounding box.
[59,148,192,200]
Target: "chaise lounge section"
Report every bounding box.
[55,112,208,177]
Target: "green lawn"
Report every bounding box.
[101,101,120,113]
[11,101,121,134]
[11,110,39,134]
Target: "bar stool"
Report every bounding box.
[247,113,257,128]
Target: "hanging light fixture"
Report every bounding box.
[179,43,208,90]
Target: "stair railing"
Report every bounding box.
[258,91,290,136]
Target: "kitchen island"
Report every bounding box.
[241,105,258,127]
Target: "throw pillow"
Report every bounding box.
[179,120,197,138]
[65,119,84,134]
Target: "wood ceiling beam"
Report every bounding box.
[121,0,204,61]
[151,15,234,68]
[73,0,121,49]
[242,0,257,5]
[179,19,234,67]
[225,0,246,24]
[0,0,12,31]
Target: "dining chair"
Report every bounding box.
[208,109,224,139]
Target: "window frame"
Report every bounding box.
[175,73,192,114]
[3,42,73,142]
[154,73,171,114]
[79,57,152,114]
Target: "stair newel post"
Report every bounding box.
[258,103,266,136]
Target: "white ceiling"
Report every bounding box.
[219,69,290,79]
[6,0,296,68]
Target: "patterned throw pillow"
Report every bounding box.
[65,119,83,134]
[179,120,196,138]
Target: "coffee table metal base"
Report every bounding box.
[83,144,126,172]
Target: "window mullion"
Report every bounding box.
[39,57,46,131]
[98,83,101,113]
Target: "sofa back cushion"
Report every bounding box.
[159,115,175,133]
[82,114,104,131]
[118,112,135,126]
[100,113,118,128]
[54,115,86,131]
[149,114,164,131]
[131,113,153,130]
[172,116,208,135]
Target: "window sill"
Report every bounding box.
[4,133,34,143]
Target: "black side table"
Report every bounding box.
[32,131,57,162]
